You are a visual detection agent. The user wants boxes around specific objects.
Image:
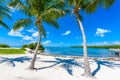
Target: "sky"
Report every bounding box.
[0,0,120,47]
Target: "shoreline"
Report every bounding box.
[40,53,120,61]
[1,53,120,61]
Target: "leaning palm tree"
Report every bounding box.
[9,0,65,69]
[67,0,115,77]
[0,0,11,30]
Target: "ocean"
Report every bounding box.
[44,47,116,58]
[11,46,117,58]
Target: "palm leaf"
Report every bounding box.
[41,8,65,28]
[9,0,31,16]
[47,0,65,9]
[0,11,11,19]
[13,18,32,31]
[85,1,97,14]
[0,20,10,30]
[100,0,115,9]
[0,2,11,19]
[42,8,65,19]
[44,17,59,29]
[40,25,46,38]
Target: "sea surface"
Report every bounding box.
[44,47,116,58]
[11,46,117,58]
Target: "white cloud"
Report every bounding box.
[42,40,51,45]
[95,28,111,37]
[88,41,108,46]
[27,28,36,33]
[62,31,71,36]
[8,28,34,41]
[32,32,38,37]
[8,29,23,37]
[112,41,120,45]
[22,35,33,40]
[42,41,64,47]
[88,41,120,46]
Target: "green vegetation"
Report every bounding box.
[71,45,120,49]
[0,49,25,54]
[21,43,44,51]
[0,44,10,48]
[9,0,65,69]
[0,0,11,30]
[67,0,115,77]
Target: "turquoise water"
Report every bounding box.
[44,47,112,58]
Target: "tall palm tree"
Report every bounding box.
[0,0,11,30]
[9,0,65,69]
[67,0,115,77]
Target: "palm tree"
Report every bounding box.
[9,0,65,69]
[67,0,115,77]
[0,0,11,30]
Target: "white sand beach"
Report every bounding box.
[0,54,120,80]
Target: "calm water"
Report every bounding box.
[44,47,113,58]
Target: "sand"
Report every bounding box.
[0,54,120,80]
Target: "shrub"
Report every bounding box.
[0,44,10,48]
[21,44,28,50]
[21,43,44,51]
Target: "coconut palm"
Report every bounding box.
[0,0,11,30]
[67,0,115,77]
[9,0,65,69]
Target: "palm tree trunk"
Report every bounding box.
[75,13,92,77]
[29,20,41,70]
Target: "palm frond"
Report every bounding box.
[8,0,18,7]
[41,8,65,28]
[100,0,115,9]
[85,1,97,14]
[0,11,11,19]
[40,25,46,38]
[0,20,10,30]
[42,8,65,19]
[9,0,31,16]
[47,0,65,9]
[13,18,32,31]
[0,3,11,19]
[67,0,74,5]
[43,17,59,29]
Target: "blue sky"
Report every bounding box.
[0,0,120,47]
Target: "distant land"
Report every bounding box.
[71,45,120,49]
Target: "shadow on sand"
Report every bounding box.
[37,58,84,75]
[0,56,32,67]
[92,60,120,76]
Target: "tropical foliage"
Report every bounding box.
[21,43,44,51]
[0,0,11,30]
[9,0,65,69]
[67,0,115,77]
[0,44,10,48]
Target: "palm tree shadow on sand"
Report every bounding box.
[37,58,84,75]
[92,60,120,76]
[0,56,32,67]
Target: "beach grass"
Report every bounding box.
[0,49,25,54]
